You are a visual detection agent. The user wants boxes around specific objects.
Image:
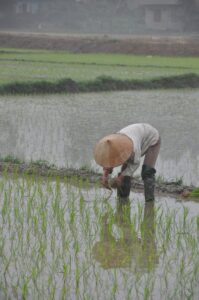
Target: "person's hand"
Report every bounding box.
[101,167,113,190]
[101,176,111,190]
[110,174,124,188]
[103,167,113,176]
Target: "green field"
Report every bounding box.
[1,48,199,85]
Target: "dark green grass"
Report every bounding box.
[1,48,199,94]
[0,73,198,95]
[190,188,199,198]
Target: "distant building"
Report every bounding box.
[15,0,39,14]
[0,0,198,33]
[137,0,184,31]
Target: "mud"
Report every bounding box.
[0,161,195,198]
[0,31,199,56]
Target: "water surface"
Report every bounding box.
[0,89,199,185]
[0,175,198,299]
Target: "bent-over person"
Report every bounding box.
[94,123,161,201]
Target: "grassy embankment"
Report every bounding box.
[0,48,199,94]
[0,155,198,198]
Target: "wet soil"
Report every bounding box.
[0,31,199,56]
[0,162,195,198]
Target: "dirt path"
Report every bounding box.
[0,161,195,198]
[0,31,199,56]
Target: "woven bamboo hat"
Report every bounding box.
[94,133,133,168]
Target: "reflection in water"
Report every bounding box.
[92,200,158,272]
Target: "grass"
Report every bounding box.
[0,172,199,299]
[190,188,199,198]
[0,73,198,95]
[0,48,199,93]
[0,155,195,189]
[1,48,199,69]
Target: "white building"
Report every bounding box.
[130,0,185,31]
[15,0,39,14]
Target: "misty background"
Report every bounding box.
[0,0,199,35]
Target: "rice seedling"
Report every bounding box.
[190,188,199,199]
[0,172,199,299]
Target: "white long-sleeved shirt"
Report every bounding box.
[118,123,159,176]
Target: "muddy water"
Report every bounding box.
[0,89,199,185]
[0,175,199,300]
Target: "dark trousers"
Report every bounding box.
[117,138,161,200]
[117,163,131,198]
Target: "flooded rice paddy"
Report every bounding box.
[0,89,199,185]
[0,174,199,299]
[0,90,199,299]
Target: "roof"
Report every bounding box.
[138,0,179,5]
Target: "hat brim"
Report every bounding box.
[94,133,133,168]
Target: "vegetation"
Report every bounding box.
[0,46,199,299]
[0,156,196,197]
[0,73,198,95]
[0,48,199,94]
[0,172,198,299]
[190,188,199,198]
[0,155,100,181]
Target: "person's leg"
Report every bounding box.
[117,163,131,200]
[141,138,161,201]
[117,175,131,199]
[143,138,161,168]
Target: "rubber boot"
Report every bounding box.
[117,174,131,201]
[141,165,156,202]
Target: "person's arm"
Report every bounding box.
[101,167,113,189]
[120,150,141,177]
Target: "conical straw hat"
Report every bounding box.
[94,134,133,168]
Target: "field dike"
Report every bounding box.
[0,158,197,198]
[0,73,199,95]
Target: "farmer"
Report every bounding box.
[94,123,161,201]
